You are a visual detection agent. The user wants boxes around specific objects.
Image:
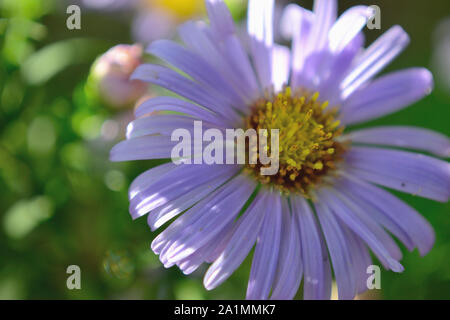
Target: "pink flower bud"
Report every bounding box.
[91,44,147,108]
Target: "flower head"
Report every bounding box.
[111,0,450,299]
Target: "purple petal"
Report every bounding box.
[291,0,337,90]
[345,147,450,202]
[328,6,375,53]
[292,196,332,300]
[220,35,261,101]
[340,225,372,294]
[272,45,291,91]
[306,0,337,55]
[247,0,274,48]
[340,68,433,125]
[314,200,356,300]
[339,182,415,252]
[152,175,251,258]
[283,4,314,87]
[297,50,334,90]
[135,96,221,124]
[280,4,313,41]
[318,188,404,272]
[205,0,235,38]
[203,220,236,264]
[246,193,282,300]
[337,174,435,256]
[147,40,246,108]
[341,25,410,99]
[110,135,177,162]
[131,64,240,124]
[128,163,175,201]
[177,250,205,275]
[270,198,303,300]
[147,170,235,231]
[177,222,234,275]
[248,0,274,90]
[126,115,220,140]
[203,191,269,291]
[153,200,205,257]
[323,187,403,262]
[346,126,450,158]
[160,175,256,265]
[316,36,364,103]
[178,21,260,101]
[131,164,238,219]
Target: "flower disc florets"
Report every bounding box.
[245,87,347,196]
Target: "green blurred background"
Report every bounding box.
[0,0,449,300]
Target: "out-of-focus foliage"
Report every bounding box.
[0,0,449,300]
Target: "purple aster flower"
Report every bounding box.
[110,0,450,300]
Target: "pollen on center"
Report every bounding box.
[245,87,348,196]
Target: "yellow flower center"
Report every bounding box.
[245,87,347,196]
[147,0,205,20]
